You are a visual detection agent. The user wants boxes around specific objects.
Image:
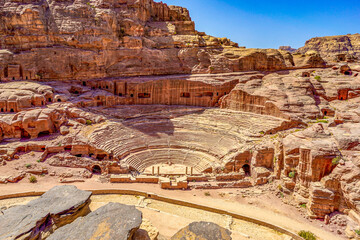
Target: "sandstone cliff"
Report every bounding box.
[0,0,324,81]
[297,34,360,62]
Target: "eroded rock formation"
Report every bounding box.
[48,202,142,240]
[0,0,325,82]
[171,221,232,240]
[297,34,360,62]
[0,186,92,240]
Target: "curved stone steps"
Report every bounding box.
[121,148,217,172]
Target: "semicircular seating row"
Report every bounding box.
[89,123,242,172]
[120,148,217,172]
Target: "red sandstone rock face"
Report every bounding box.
[0,0,325,81]
[221,70,323,121]
[0,81,54,112]
[0,108,66,139]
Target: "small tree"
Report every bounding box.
[29,175,37,183]
[332,156,341,165]
[289,171,295,178]
[298,230,316,240]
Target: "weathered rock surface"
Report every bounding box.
[297,34,360,61]
[0,0,324,82]
[0,108,67,139]
[48,202,142,240]
[0,185,92,240]
[170,221,232,240]
[0,81,54,112]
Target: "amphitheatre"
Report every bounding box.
[1,0,360,239]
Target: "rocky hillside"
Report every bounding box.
[0,0,326,81]
[297,34,360,61]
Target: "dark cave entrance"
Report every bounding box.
[242,164,251,176]
[38,131,50,137]
[92,165,102,174]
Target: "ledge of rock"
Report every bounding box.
[0,185,92,240]
[170,221,232,240]
[48,202,142,240]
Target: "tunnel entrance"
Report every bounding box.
[38,131,50,137]
[64,146,72,151]
[92,165,102,174]
[242,164,251,176]
[96,154,106,160]
[21,129,31,139]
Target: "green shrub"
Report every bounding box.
[314,76,321,81]
[300,204,307,208]
[289,171,295,178]
[355,229,360,236]
[204,191,211,196]
[37,160,41,163]
[86,120,92,125]
[332,156,341,165]
[29,175,37,183]
[298,230,316,240]
[315,119,328,123]
[25,164,31,168]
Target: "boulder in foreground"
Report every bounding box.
[48,202,142,240]
[0,185,92,240]
[170,221,232,240]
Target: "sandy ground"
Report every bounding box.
[0,173,342,240]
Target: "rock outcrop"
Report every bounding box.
[170,221,232,240]
[0,108,67,139]
[0,185,92,240]
[0,0,324,82]
[48,202,142,240]
[297,34,360,61]
[0,81,54,112]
